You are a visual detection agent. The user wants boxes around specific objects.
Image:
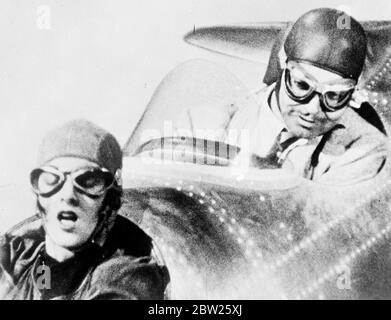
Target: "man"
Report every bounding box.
[228,8,388,185]
[0,119,169,299]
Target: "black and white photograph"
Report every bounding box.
[0,0,391,302]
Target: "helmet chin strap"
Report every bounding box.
[273,72,283,114]
[87,205,117,248]
[270,47,285,114]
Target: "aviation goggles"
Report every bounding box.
[30,166,115,197]
[284,61,357,111]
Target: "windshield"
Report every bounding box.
[123,59,280,169]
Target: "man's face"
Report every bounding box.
[278,62,352,139]
[38,157,106,250]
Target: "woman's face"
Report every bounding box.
[38,157,106,250]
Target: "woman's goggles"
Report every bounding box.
[30,166,115,197]
[284,61,357,111]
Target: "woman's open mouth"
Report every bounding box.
[57,211,78,230]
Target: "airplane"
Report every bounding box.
[118,19,391,299]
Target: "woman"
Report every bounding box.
[0,119,169,299]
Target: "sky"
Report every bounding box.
[0,0,390,230]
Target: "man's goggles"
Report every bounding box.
[284,61,357,111]
[30,166,115,197]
